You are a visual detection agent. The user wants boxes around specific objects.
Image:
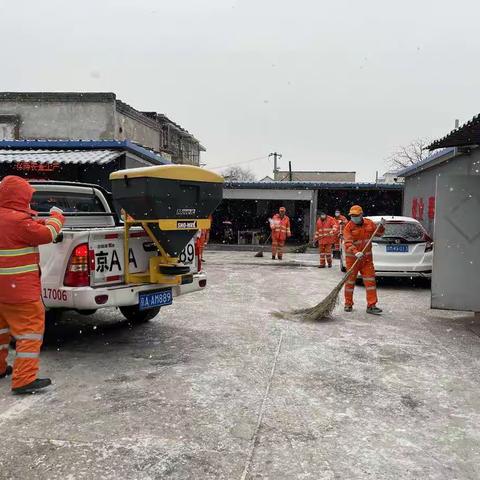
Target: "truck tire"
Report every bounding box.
[119,305,160,324]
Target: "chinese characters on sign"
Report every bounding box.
[14,162,61,173]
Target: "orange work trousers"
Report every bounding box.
[344,256,378,308]
[0,300,45,389]
[319,243,332,267]
[272,237,285,259]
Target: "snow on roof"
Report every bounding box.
[0,149,123,165]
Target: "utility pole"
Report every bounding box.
[269,152,282,179]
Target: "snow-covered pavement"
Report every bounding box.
[1,251,479,479]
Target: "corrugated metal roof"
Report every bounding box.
[0,149,123,165]
[396,147,457,178]
[224,181,403,190]
[428,114,480,150]
[0,140,168,165]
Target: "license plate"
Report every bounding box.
[386,244,408,253]
[139,289,173,310]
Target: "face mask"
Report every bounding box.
[335,212,340,217]
[351,215,363,225]
[320,214,326,220]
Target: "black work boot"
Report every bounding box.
[344,305,353,312]
[328,264,332,268]
[0,365,13,379]
[366,306,383,315]
[12,378,52,394]
[318,265,325,268]
[271,255,276,260]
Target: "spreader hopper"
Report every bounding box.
[110,164,223,285]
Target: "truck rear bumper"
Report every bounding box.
[56,272,207,311]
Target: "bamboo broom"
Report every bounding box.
[274,222,383,321]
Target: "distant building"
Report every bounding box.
[274,170,356,182]
[377,170,404,184]
[0,92,205,165]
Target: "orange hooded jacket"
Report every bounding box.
[0,176,64,304]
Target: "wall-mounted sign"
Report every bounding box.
[13,162,61,173]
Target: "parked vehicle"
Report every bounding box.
[340,216,433,278]
[30,181,206,323]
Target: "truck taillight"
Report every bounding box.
[64,243,91,287]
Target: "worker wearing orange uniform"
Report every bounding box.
[314,212,338,268]
[197,214,212,262]
[343,205,385,315]
[270,207,291,260]
[0,176,65,394]
[333,209,348,252]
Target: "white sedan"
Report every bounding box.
[340,216,433,278]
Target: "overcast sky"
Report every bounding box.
[0,0,478,180]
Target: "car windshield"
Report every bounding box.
[375,221,426,242]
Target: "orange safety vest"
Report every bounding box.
[315,216,338,245]
[343,218,384,260]
[270,214,291,242]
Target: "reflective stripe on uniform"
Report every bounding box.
[345,286,354,291]
[366,286,376,291]
[0,247,38,257]
[46,217,63,230]
[346,280,356,285]
[46,224,58,240]
[15,333,43,341]
[0,264,39,275]
[0,328,9,334]
[0,344,9,350]
[16,351,39,358]
[362,277,376,282]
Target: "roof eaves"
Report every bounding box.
[0,140,169,165]
[396,147,457,177]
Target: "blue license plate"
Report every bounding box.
[139,289,173,310]
[386,244,408,253]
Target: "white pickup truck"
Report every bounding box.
[31,181,206,323]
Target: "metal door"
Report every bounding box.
[432,175,480,311]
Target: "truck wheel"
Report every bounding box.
[119,306,160,324]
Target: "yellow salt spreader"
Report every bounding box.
[109,164,223,286]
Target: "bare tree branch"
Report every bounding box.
[387,138,430,170]
[222,166,256,182]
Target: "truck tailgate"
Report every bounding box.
[88,229,197,286]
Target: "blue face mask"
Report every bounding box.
[351,215,363,224]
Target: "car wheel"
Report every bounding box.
[119,305,160,324]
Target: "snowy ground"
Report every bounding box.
[1,251,479,479]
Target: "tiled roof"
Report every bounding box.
[0,149,123,165]
[428,114,480,149]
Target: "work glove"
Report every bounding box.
[380,217,386,227]
[355,251,364,259]
[49,206,64,215]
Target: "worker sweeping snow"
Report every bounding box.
[270,207,291,260]
[0,176,65,394]
[333,209,348,255]
[343,205,385,315]
[314,211,338,268]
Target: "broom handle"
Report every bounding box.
[339,223,383,288]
